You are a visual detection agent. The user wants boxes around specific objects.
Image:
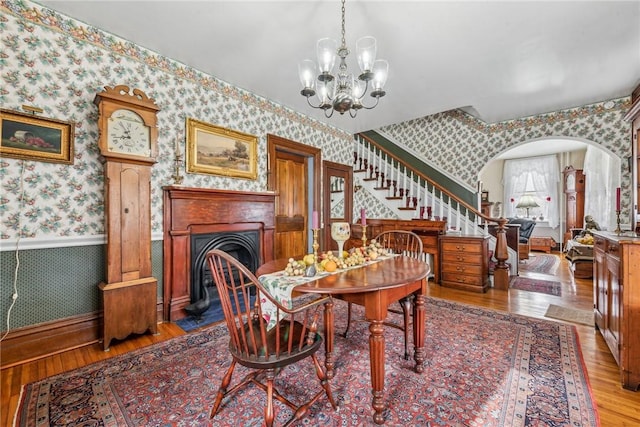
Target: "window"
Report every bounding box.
[503,155,559,228]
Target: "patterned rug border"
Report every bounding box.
[14,297,600,427]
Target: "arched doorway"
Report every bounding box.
[478,137,621,248]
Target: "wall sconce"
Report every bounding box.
[354,184,363,193]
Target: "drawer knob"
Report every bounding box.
[456,266,465,271]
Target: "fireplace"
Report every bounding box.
[190,230,260,302]
[163,187,276,321]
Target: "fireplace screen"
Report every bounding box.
[190,230,260,302]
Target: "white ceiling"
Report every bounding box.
[37,1,640,135]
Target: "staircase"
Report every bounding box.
[353,133,512,290]
[354,133,481,233]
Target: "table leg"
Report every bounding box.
[323,299,335,380]
[413,291,426,373]
[369,319,386,424]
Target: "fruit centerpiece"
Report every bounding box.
[282,239,392,277]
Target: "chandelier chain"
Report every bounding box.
[341,0,346,48]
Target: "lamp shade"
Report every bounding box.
[516,194,539,209]
[298,60,316,89]
[372,60,389,91]
[316,38,337,74]
[356,36,377,73]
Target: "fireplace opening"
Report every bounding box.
[190,230,260,305]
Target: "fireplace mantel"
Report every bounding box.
[162,186,276,321]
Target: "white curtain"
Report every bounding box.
[583,146,621,231]
[503,155,560,228]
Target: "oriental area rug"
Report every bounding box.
[14,299,599,427]
[519,254,560,275]
[510,276,562,296]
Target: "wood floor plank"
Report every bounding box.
[1,252,639,426]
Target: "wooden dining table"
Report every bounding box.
[256,255,430,425]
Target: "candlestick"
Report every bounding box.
[172,149,184,185]
[312,228,320,265]
[615,210,622,235]
[361,224,368,248]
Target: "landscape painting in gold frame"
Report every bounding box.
[186,118,257,179]
[1,109,74,164]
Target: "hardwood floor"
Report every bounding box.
[2,252,639,426]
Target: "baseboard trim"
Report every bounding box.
[0,305,163,369]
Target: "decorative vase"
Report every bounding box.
[330,222,351,259]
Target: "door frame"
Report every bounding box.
[266,134,321,249]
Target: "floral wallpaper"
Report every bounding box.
[380,100,633,216]
[0,0,353,241]
[0,0,635,243]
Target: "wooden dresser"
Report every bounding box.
[439,234,490,293]
[592,231,640,390]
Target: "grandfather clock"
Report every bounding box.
[563,166,585,245]
[94,85,159,350]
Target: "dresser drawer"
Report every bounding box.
[441,241,484,254]
[441,262,484,275]
[441,272,485,287]
[442,252,484,265]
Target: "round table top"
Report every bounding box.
[256,256,430,295]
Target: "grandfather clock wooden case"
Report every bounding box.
[94,86,159,350]
[563,166,585,245]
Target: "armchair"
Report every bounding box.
[507,218,537,261]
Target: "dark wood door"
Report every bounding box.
[267,134,321,260]
[274,150,308,258]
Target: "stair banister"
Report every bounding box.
[356,133,509,291]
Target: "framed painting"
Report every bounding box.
[0,109,74,164]
[186,118,257,180]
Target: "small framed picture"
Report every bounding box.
[481,190,489,202]
[186,118,257,180]
[1,109,74,164]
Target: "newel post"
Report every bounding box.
[493,218,510,290]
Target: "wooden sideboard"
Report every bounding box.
[593,231,640,390]
[347,218,446,283]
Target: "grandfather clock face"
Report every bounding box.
[565,174,575,191]
[107,109,151,157]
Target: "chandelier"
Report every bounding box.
[298,0,388,118]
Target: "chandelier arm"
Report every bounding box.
[355,79,371,102]
[358,96,381,111]
[349,109,358,118]
[305,96,334,113]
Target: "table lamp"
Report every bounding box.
[516,194,539,218]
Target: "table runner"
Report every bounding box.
[258,255,393,329]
